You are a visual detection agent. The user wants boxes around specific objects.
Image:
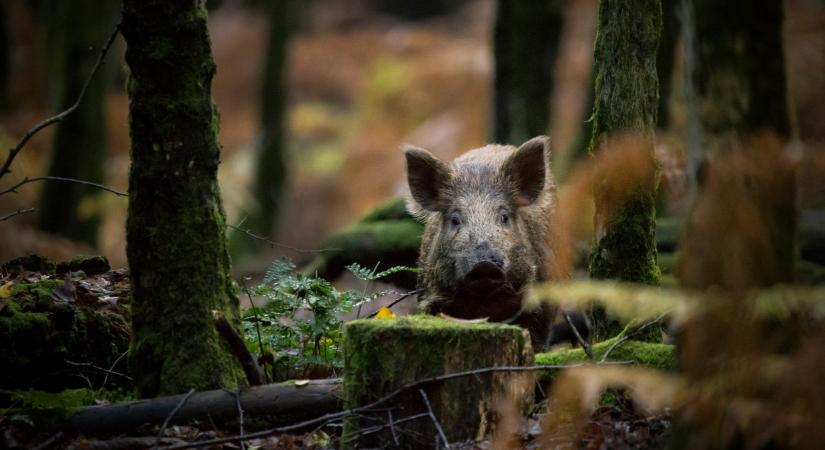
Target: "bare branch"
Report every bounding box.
[0,27,120,181]
[367,290,421,318]
[419,389,450,449]
[0,207,35,222]
[153,388,195,450]
[226,223,339,254]
[564,312,593,359]
[163,361,632,450]
[65,359,133,381]
[0,175,127,197]
[600,312,669,363]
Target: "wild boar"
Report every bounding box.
[404,136,563,350]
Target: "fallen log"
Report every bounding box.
[63,379,341,434]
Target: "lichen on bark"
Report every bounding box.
[120,0,244,396]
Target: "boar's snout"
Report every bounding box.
[462,242,506,291]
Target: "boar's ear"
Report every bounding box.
[404,145,451,212]
[506,136,550,206]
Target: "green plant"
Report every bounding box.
[241,259,415,381]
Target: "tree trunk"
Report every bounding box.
[37,0,114,247]
[491,0,563,143]
[121,1,245,397]
[678,0,795,290]
[587,0,661,285]
[656,0,678,129]
[233,0,293,256]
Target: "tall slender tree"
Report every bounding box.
[491,0,564,144]
[37,0,115,246]
[121,0,245,396]
[588,0,662,284]
[233,0,293,256]
[679,0,795,289]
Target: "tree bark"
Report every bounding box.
[37,0,114,246]
[121,1,245,397]
[491,0,563,143]
[587,0,662,285]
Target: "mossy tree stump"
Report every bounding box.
[342,316,534,449]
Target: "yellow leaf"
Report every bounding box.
[0,281,13,299]
[374,306,396,319]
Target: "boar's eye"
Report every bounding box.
[449,212,462,229]
[499,210,510,227]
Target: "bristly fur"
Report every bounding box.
[403,136,563,350]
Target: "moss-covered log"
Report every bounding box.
[0,269,130,392]
[121,1,245,396]
[587,0,662,285]
[535,337,677,382]
[302,198,423,288]
[342,316,534,449]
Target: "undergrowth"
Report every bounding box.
[241,258,415,381]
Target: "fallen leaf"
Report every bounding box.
[0,281,13,298]
[439,313,489,323]
[374,306,397,319]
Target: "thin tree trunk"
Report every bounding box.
[679,0,795,289]
[121,0,245,397]
[587,0,662,285]
[491,0,564,143]
[234,0,292,256]
[37,0,113,246]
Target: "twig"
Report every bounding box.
[226,224,338,253]
[388,408,400,446]
[153,388,195,450]
[240,278,270,383]
[367,290,421,318]
[32,432,63,450]
[162,361,632,450]
[343,412,429,443]
[0,176,127,197]
[419,389,450,449]
[0,207,35,222]
[232,389,246,450]
[563,312,593,360]
[65,359,133,382]
[99,351,129,390]
[0,27,119,181]
[213,311,264,386]
[599,312,669,363]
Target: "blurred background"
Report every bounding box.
[0,0,823,277]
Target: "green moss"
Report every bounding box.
[359,197,415,223]
[535,337,676,382]
[342,315,531,448]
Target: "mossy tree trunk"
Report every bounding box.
[37,0,115,247]
[491,0,563,143]
[233,0,294,256]
[587,0,661,285]
[685,0,795,287]
[121,0,245,397]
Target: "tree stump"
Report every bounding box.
[342,316,534,449]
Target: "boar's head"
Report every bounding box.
[404,136,552,322]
